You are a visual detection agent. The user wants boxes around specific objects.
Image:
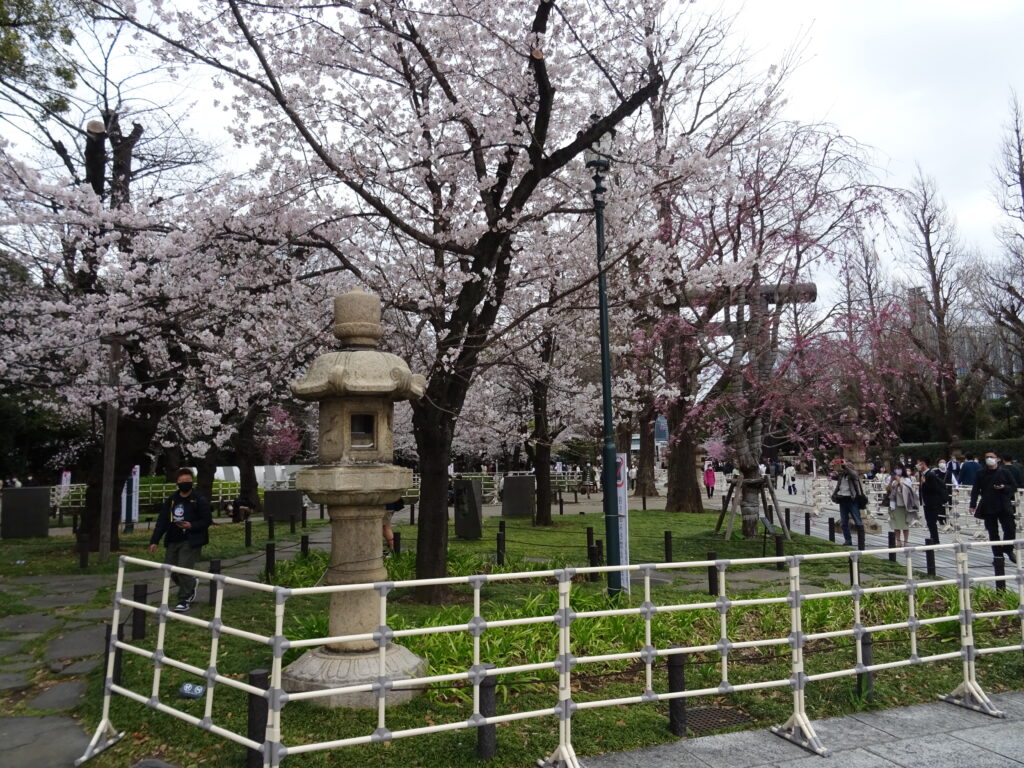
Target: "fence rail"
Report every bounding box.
[78,536,1024,768]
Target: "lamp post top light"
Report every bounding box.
[583,114,615,171]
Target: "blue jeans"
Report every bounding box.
[838,497,863,544]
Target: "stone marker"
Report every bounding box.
[281,289,427,708]
[1,487,51,538]
[502,475,536,519]
[263,489,304,522]
[453,478,483,539]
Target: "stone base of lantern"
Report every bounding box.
[281,644,427,709]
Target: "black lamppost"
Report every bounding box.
[584,125,622,596]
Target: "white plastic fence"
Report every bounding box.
[79,539,1024,767]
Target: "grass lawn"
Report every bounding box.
[7,508,1023,767]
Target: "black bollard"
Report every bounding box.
[72,514,78,534]
[496,532,505,566]
[856,631,874,701]
[784,507,791,531]
[131,583,147,641]
[499,520,506,535]
[78,531,89,569]
[574,490,578,504]
[289,515,296,535]
[319,503,325,520]
[559,493,564,516]
[804,512,811,536]
[596,539,603,565]
[642,494,647,511]
[828,518,836,543]
[587,545,599,582]
[994,556,1007,592]
[924,539,936,577]
[667,648,687,737]
[664,531,673,563]
[265,542,275,579]
[857,526,866,551]
[409,502,416,525]
[767,504,774,523]
[887,532,897,561]
[586,526,595,551]
[244,518,252,548]
[301,534,310,557]
[208,560,221,606]
[392,531,400,555]
[267,517,275,541]
[247,670,270,768]
[106,622,124,686]
[707,550,718,596]
[775,534,785,571]
[301,505,307,529]
[476,663,497,759]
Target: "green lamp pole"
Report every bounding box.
[584,126,622,597]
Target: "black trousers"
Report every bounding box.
[983,509,1016,559]
[922,504,943,543]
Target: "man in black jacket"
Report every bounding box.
[970,452,1019,562]
[917,458,947,543]
[149,468,212,612]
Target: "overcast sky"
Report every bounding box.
[716,0,1024,255]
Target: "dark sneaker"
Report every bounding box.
[173,602,191,613]
[842,540,853,547]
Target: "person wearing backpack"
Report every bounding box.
[148,468,212,612]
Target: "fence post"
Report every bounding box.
[775,534,785,570]
[247,669,270,768]
[857,526,866,551]
[476,663,497,759]
[289,515,297,535]
[587,545,599,582]
[301,534,310,557]
[267,517,275,542]
[208,560,221,606]
[664,531,673,563]
[642,494,647,511]
[767,504,774,523]
[392,531,400,555]
[131,583,147,641]
[319,503,325,520]
[887,532,897,562]
[784,507,791,531]
[827,517,836,543]
[106,622,123,686]
[804,512,811,536]
[559,494,564,516]
[924,538,937,577]
[586,526,595,552]
[244,518,252,548]
[707,550,718,596]
[72,514,78,534]
[667,648,686,737]
[265,542,275,579]
[856,631,874,701]
[499,520,506,536]
[596,539,603,565]
[78,531,89,569]
[496,532,505,566]
[301,504,307,529]
[409,502,416,525]
[994,556,1006,592]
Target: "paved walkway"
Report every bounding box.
[584,692,1024,767]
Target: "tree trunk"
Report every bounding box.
[194,450,221,511]
[163,445,183,481]
[739,472,762,539]
[531,379,554,526]
[635,400,658,497]
[232,410,262,511]
[664,401,703,513]
[412,402,455,603]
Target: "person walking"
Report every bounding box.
[958,454,981,487]
[887,467,919,547]
[970,452,1019,562]
[149,468,212,612]
[830,459,865,547]
[784,462,797,495]
[703,462,716,499]
[917,459,946,543]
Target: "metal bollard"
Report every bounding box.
[301,534,310,557]
[106,622,124,686]
[392,531,400,555]
[804,512,811,536]
[247,670,270,768]
[208,560,221,606]
[301,505,307,529]
[496,532,505,566]
[78,531,89,569]
[767,504,774,523]
[586,526,595,552]
[828,517,836,543]
[559,494,564,516]
[857,526,866,551]
[887,532,897,561]
[596,539,603,565]
[588,545,599,582]
[784,507,791,531]
[409,503,416,525]
[244,519,252,548]
[707,550,718,596]
[856,631,874,701]
[476,663,498,759]
[667,648,686,737]
[664,531,673,563]
[642,494,647,511]
[267,517,275,541]
[924,539,936,577]
[775,534,785,570]
[265,542,275,579]
[994,556,1007,592]
[574,490,578,504]
[72,514,78,534]
[131,583,147,641]
[499,520,506,535]
[319,503,325,520]
[289,515,296,535]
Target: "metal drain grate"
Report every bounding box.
[685,707,752,735]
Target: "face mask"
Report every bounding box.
[986,458,998,468]
[938,463,947,471]
[177,481,194,493]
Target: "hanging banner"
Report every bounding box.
[57,470,72,503]
[121,465,140,522]
[616,453,631,594]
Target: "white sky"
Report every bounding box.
[716,0,1024,254]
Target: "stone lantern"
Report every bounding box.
[280,288,427,708]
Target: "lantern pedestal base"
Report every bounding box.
[281,644,426,709]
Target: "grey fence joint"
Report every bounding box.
[555,698,577,720]
[787,590,804,608]
[639,645,658,665]
[788,631,805,649]
[468,712,487,727]
[209,617,223,637]
[467,664,491,685]
[641,688,659,703]
[467,616,487,637]
[716,595,732,614]
[151,649,165,665]
[274,587,292,604]
[374,582,394,598]
[204,666,218,683]
[789,671,807,691]
[639,601,657,620]
[851,623,865,640]
[716,560,731,571]
[717,638,733,656]
[468,575,486,590]
[113,590,123,605]
[268,687,288,711]
[850,585,864,600]
[906,616,921,632]
[717,680,734,694]
[554,607,576,628]
[373,676,394,698]
[271,634,290,656]
[199,716,213,731]
[554,653,577,674]
[374,625,395,647]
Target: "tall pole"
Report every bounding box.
[590,161,622,596]
[99,339,122,563]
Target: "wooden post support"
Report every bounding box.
[784,507,791,531]
[586,526,595,551]
[409,502,416,525]
[247,669,270,768]
[596,539,604,565]
[78,531,89,569]
[667,648,686,737]
[289,515,297,535]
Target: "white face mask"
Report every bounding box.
[938,462,947,471]
[986,457,998,468]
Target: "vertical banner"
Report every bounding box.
[58,470,72,503]
[616,453,631,594]
[121,465,140,522]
